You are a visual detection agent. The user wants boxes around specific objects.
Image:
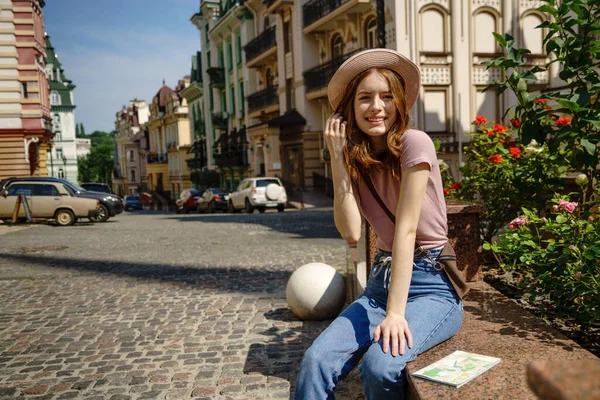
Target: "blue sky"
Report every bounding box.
[44,0,200,133]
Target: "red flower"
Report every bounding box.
[493,124,508,133]
[509,147,521,158]
[473,116,487,124]
[449,183,463,190]
[499,139,506,144]
[486,129,495,137]
[544,106,552,110]
[556,117,572,126]
[509,138,515,142]
[443,188,450,196]
[510,118,520,128]
[551,115,558,121]
[533,98,547,105]
[488,155,504,163]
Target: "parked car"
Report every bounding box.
[197,188,229,213]
[124,195,143,211]
[0,177,123,222]
[0,180,100,226]
[176,189,201,213]
[228,177,287,213]
[80,182,112,194]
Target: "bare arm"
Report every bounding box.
[325,113,362,243]
[373,162,431,356]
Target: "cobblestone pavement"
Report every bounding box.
[0,209,364,399]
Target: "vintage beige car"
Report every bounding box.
[0,181,100,226]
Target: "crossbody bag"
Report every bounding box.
[359,170,470,299]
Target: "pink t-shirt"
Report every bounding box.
[352,129,448,251]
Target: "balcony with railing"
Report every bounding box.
[247,85,279,115]
[212,112,228,130]
[303,0,370,33]
[303,49,364,97]
[206,67,225,88]
[147,153,168,164]
[213,128,249,169]
[244,26,276,67]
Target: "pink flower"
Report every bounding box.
[558,200,578,213]
[574,272,582,280]
[553,205,559,212]
[569,245,576,251]
[509,216,530,229]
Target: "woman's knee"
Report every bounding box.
[359,351,406,389]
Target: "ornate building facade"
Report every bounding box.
[190,0,555,194]
[45,35,77,183]
[113,99,149,196]
[146,79,192,201]
[0,0,53,180]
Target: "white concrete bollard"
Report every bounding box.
[286,262,346,321]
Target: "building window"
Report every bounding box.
[50,91,60,105]
[130,170,136,181]
[56,148,63,160]
[420,8,446,53]
[58,168,65,179]
[129,150,135,161]
[21,82,28,98]
[331,34,344,59]
[54,131,62,141]
[227,40,233,69]
[474,11,498,54]
[366,18,377,49]
[236,33,242,65]
[230,85,235,115]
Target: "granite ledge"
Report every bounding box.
[406,280,599,400]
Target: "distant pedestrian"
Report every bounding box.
[294,49,463,399]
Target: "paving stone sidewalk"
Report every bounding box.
[0,210,364,399]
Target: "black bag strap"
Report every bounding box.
[358,170,426,253]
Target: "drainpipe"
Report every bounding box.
[377,0,385,47]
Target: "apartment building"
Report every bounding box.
[0,0,52,179]
[146,79,193,200]
[45,34,77,183]
[113,99,149,196]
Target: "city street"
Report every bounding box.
[0,210,363,399]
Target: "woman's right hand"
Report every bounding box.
[324,113,347,159]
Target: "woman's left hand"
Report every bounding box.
[374,311,413,357]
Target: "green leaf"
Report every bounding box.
[493,32,507,47]
[483,242,491,250]
[517,78,528,92]
[580,139,597,155]
[556,215,567,223]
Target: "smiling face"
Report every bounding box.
[353,71,398,151]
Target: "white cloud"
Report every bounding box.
[59,26,200,132]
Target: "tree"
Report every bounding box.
[77,130,114,185]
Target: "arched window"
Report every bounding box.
[58,168,65,179]
[331,34,344,59]
[521,14,544,55]
[420,8,446,52]
[365,18,377,49]
[50,91,60,105]
[474,11,498,54]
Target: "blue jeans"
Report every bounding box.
[294,248,463,400]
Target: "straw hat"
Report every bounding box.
[327,48,421,111]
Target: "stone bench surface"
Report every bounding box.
[405,281,599,400]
